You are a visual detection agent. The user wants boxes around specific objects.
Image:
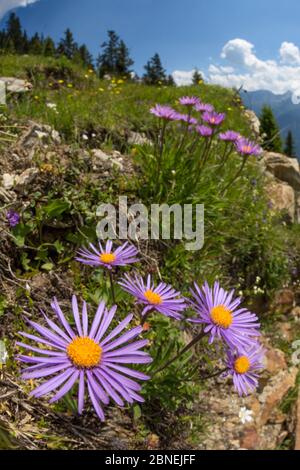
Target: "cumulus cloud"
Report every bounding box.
[173,38,300,103]
[0,1,39,19]
[208,38,300,103]
[279,41,300,65]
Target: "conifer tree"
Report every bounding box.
[75,44,94,68]
[260,105,283,152]
[57,28,78,59]
[29,33,43,55]
[192,69,203,85]
[43,37,56,57]
[284,130,296,158]
[6,13,26,53]
[166,74,175,86]
[143,53,167,85]
[97,30,133,78]
[115,39,134,77]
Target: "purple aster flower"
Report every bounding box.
[6,210,20,227]
[196,125,214,137]
[226,344,265,396]
[235,138,262,157]
[76,240,139,270]
[194,102,214,113]
[202,111,226,126]
[189,281,260,349]
[150,104,178,120]
[219,131,241,142]
[17,296,152,421]
[175,113,198,125]
[118,274,187,320]
[179,96,201,106]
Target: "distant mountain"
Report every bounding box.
[241,89,300,158]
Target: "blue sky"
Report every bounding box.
[1,0,300,97]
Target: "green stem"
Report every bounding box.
[221,155,247,195]
[152,331,206,376]
[218,143,234,171]
[155,121,167,193]
[109,270,116,304]
[200,367,228,382]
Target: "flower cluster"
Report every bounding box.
[150,95,263,157]
[18,238,265,422]
[189,281,264,395]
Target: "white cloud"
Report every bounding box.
[0,1,39,19]
[172,69,205,86]
[208,38,300,103]
[279,41,300,65]
[173,38,300,103]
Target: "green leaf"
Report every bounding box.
[41,262,54,271]
[44,199,70,218]
[133,404,142,420]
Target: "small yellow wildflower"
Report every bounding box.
[40,163,55,174]
[67,83,73,88]
[99,87,105,92]
[58,79,64,84]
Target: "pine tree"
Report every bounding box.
[74,44,94,68]
[143,53,167,85]
[6,13,26,53]
[57,28,78,59]
[97,31,133,78]
[29,33,43,55]
[284,130,296,158]
[115,39,134,77]
[192,69,203,85]
[43,37,56,57]
[166,74,175,86]
[260,105,283,153]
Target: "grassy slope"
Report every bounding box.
[0,54,250,142]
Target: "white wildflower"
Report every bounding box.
[239,407,253,425]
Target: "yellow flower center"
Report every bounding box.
[99,252,116,264]
[67,336,102,368]
[242,145,252,153]
[144,289,162,305]
[210,305,233,329]
[234,356,251,374]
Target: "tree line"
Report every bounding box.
[0,13,191,85]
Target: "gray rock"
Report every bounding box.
[262,152,300,191]
[0,77,32,93]
[265,178,295,222]
[91,149,123,171]
[19,122,61,149]
[2,173,16,190]
[14,168,39,192]
[244,109,261,136]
